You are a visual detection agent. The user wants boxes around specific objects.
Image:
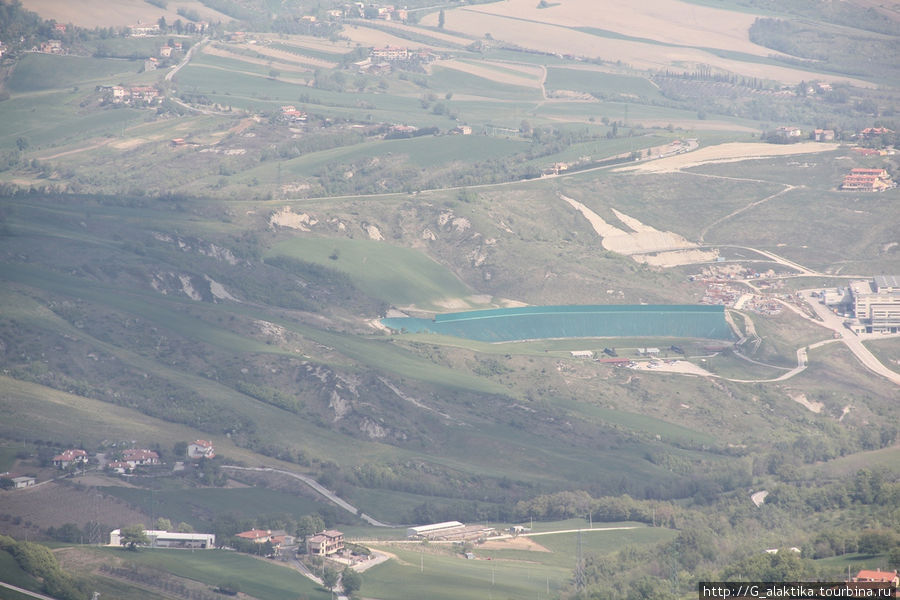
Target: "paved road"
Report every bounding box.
[798,290,900,386]
[221,466,391,527]
[0,581,60,600]
[166,37,208,81]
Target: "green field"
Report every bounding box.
[94,548,330,600]
[429,66,543,101]
[6,54,141,93]
[266,237,474,307]
[98,486,333,530]
[364,544,569,600]
[544,67,662,100]
[364,524,676,600]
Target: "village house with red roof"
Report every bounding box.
[52,449,88,469]
[841,168,894,192]
[121,448,159,467]
[852,570,899,586]
[306,529,344,556]
[235,529,272,543]
[187,440,215,459]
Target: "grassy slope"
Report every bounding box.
[266,236,474,306]
[97,486,334,530]
[93,548,330,600]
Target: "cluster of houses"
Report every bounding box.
[841,167,895,192]
[129,22,208,37]
[109,525,345,557]
[35,39,65,55]
[279,105,308,123]
[97,85,162,106]
[234,527,345,557]
[328,3,409,22]
[106,448,161,474]
[355,46,436,74]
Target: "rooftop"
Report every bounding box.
[874,275,900,290]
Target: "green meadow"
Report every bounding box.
[94,548,330,600]
[98,486,334,530]
[544,67,662,100]
[6,54,141,93]
[266,237,474,307]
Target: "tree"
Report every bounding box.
[341,567,362,597]
[297,514,325,541]
[176,522,194,533]
[154,517,172,531]
[322,568,339,592]
[173,441,188,458]
[15,137,29,152]
[120,524,150,550]
[888,545,900,570]
[438,9,445,29]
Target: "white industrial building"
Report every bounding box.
[406,521,465,539]
[850,276,900,333]
[109,529,215,549]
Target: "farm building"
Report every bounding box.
[110,529,215,549]
[11,476,36,489]
[407,521,465,539]
[383,305,735,342]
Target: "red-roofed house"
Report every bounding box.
[860,127,895,139]
[235,529,271,543]
[187,440,215,459]
[306,529,343,556]
[853,570,899,586]
[371,46,408,60]
[53,449,88,469]
[842,168,893,192]
[121,448,159,467]
[106,460,130,474]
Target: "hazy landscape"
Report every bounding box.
[0,0,898,599]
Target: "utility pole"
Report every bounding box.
[575,529,584,592]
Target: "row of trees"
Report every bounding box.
[0,534,89,599]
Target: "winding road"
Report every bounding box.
[221,465,392,527]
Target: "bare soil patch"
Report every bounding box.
[203,44,314,74]
[259,34,356,55]
[629,360,715,377]
[480,536,550,552]
[787,391,824,413]
[455,0,774,57]
[0,481,149,538]
[423,2,872,85]
[617,142,840,173]
[561,194,699,256]
[22,0,230,28]
[362,20,474,46]
[434,59,542,88]
[341,24,455,52]
[233,43,337,69]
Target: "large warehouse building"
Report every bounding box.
[109,528,215,549]
[851,276,900,333]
